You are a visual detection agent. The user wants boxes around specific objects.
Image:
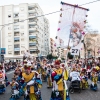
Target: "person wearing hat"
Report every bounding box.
[90,68,98,89]
[50,60,69,100]
[22,60,42,100]
[46,64,52,88]
[41,59,47,82]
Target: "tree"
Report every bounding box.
[67,52,73,59]
[61,58,65,60]
[47,54,53,60]
[52,56,58,59]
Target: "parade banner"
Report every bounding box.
[56,2,88,55]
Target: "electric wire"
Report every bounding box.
[0,0,100,27]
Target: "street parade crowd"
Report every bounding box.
[0,52,100,100]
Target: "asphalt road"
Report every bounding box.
[0,71,100,100]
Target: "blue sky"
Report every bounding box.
[0,0,100,39]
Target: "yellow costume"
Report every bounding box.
[51,60,69,100]
[22,61,42,100]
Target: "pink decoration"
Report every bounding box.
[57,28,60,31]
[54,43,56,47]
[82,32,85,35]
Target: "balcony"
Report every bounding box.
[14,32,19,36]
[29,25,37,31]
[28,12,37,18]
[14,13,19,18]
[28,19,38,25]
[29,42,36,45]
[14,37,20,43]
[14,19,19,23]
[29,32,35,35]
[29,36,36,39]
[28,5,38,10]
[14,25,19,31]
[30,49,37,54]
[14,51,20,55]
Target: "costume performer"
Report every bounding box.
[50,60,69,100]
[22,61,42,100]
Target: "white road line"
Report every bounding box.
[6,70,14,75]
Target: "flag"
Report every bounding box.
[56,2,88,55]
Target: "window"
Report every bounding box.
[14,44,20,48]
[8,27,11,30]
[8,14,12,18]
[20,25,24,29]
[21,33,24,36]
[14,32,19,36]
[8,45,12,49]
[19,13,24,17]
[8,33,11,35]
[21,44,25,48]
[21,38,24,41]
[14,37,20,42]
[21,51,24,54]
[14,13,19,18]
[8,14,11,18]
[8,20,11,23]
[8,35,11,37]
[14,51,20,55]
[30,51,36,54]
[8,51,12,54]
[8,39,11,42]
[14,19,19,23]
[14,25,19,30]
[20,7,24,11]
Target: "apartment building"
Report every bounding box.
[80,33,100,58]
[0,3,50,60]
[50,38,56,56]
[56,39,64,58]
[43,17,50,56]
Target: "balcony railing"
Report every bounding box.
[29,33,35,35]
[14,41,20,44]
[29,46,37,48]
[28,7,34,10]
[14,13,19,18]
[14,53,20,55]
[14,33,19,36]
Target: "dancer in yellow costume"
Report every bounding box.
[22,62,42,100]
[51,60,69,100]
[46,64,52,88]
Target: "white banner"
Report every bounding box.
[56,2,88,55]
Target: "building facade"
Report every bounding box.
[50,38,56,56]
[80,33,100,58]
[0,3,50,60]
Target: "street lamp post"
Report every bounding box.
[0,26,5,63]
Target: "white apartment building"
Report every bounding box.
[0,3,50,60]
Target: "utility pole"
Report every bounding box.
[0,26,5,63]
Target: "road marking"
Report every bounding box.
[6,71,14,75]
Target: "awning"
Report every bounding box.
[30,49,37,51]
[14,37,19,40]
[29,36,36,39]
[14,48,20,51]
[29,43,36,45]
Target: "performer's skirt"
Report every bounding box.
[29,93,37,100]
